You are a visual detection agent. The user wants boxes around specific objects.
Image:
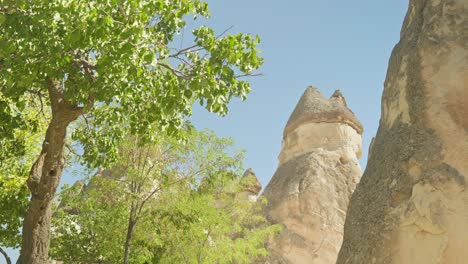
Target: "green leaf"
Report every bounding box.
[144,52,154,64]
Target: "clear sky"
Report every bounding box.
[190,0,409,189]
[5,1,409,261]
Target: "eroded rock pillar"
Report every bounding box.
[263,87,363,263]
[338,1,468,263]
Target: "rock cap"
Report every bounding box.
[284,86,363,137]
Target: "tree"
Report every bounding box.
[0,0,263,262]
[50,129,280,264]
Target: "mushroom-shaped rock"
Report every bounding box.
[263,87,363,264]
[284,86,363,139]
[279,87,363,166]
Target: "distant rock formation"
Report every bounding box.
[337,1,468,263]
[263,87,363,263]
[239,168,262,201]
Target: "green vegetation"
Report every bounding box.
[0,96,46,254]
[50,129,280,263]
[0,0,264,262]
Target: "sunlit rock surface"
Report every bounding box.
[263,87,363,264]
[337,1,468,263]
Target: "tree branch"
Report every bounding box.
[64,143,80,161]
[28,89,48,120]
[70,50,97,82]
[215,25,234,39]
[234,72,263,78]
[158,63,190,80]
[167,43,201,59]
[46,78,94,121]
[167,25,234,59]
[0,247,12,264]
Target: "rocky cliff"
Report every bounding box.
[337,1,468,263]
[263,87,363,264]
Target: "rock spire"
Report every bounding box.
[263,87,363,263]
[338,1,468,263]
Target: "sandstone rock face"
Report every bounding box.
[263,87,363,264]
[337,1,468,263]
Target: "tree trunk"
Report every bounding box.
[17,80,84,264]
[123,215,136,264]
[17,119,68,264]
[0,247,12,264]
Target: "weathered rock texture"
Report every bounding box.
[263,87,363,264]
[337,1,468,263]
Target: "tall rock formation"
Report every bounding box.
[263,87,363,264]
[338,1,468,263]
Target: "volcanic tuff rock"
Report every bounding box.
[263,87,363,264]
[337,1,468,263]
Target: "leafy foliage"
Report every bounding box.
[0,96,46,249]
[0,0,263,168]
[148,190,279,264]
[1,0,263,259]
[50,129,280,263]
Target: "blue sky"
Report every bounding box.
[190,0,408,189]
[5,1,409,261]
